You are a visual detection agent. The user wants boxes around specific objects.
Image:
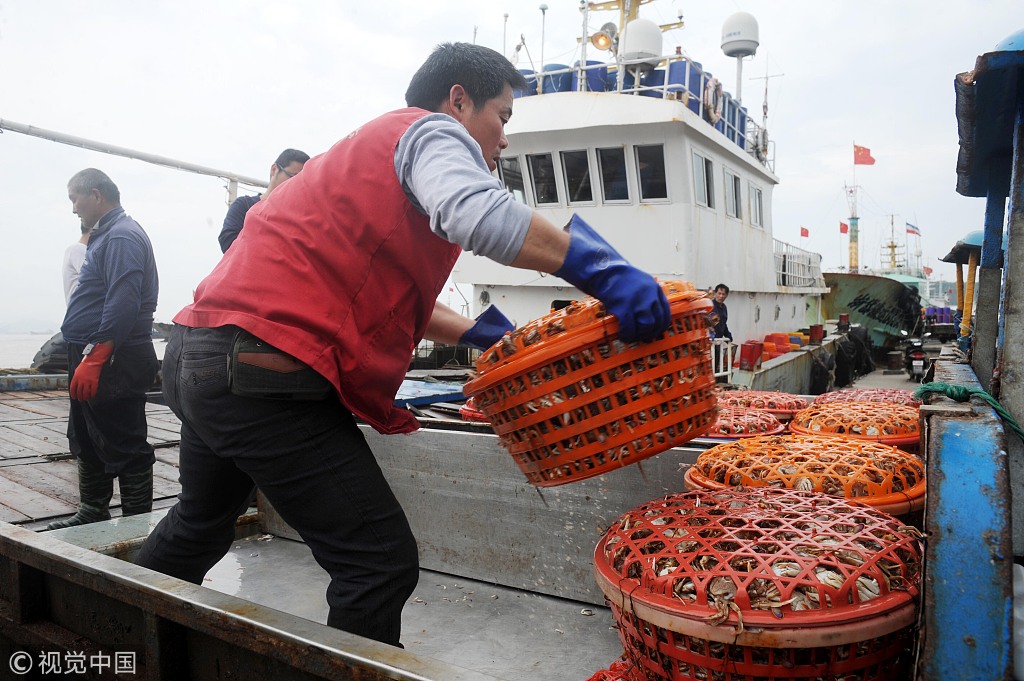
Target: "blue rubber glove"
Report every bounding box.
[459,305,515,350]
[554,215,671,342]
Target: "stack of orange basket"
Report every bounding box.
[789,402,921,453]
[717,390,809,426]
[813,388,922,408]
[703,406,785,439]
[463,281,719,487]
[593,488,923,681]
[683,434,926,520]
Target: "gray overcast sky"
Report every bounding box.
[0,1,1019,332]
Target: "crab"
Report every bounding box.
[705,576,743,632]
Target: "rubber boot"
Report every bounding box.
[46,458,114,530]
[118,467,154,517]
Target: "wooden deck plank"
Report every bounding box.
[0,503,31,523]
[0,461,84,508]
[0,472,78,519]
[0,423,68,457]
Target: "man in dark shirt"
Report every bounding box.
[218,148,310,252]
[711,283,732,341]
[48,169,160,530]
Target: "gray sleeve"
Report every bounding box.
[394,114,533,265]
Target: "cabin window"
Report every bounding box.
[750,185,764,227]
[636,145,668,200]
[499,157,526,203]
[597,147,629,201]
[528,153,559,205]
[561,150,594,203]
[724,169,742,219]
[692,152,714,208]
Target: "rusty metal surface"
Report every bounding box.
[920,358,1012,679]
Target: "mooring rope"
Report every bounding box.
[915,381,1024,442]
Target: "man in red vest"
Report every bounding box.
[136,42,669,647]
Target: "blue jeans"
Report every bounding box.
[135,325,419,646]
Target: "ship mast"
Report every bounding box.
[845,183,860,272]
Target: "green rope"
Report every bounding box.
[915,381,1024,442]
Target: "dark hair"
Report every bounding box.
[68,168,120,204]
[275,148,310,167]
[714,283,730,294]
[405,42,527,111]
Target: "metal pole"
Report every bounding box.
[538,4,548,95]
[504,13,509,57]
[0,118,266,189]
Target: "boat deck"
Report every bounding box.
[0,368,924,679]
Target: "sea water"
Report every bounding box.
[0,333,54,369]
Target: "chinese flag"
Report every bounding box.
[854,145,875,165]
[839,221,849,234]
[800,227,809,237]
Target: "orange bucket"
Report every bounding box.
[464,281,718,487]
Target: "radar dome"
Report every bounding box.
[721,12,759,58]
[995,28,1024,51]
[619,18,663,67]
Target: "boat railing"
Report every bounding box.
[773,239,826,288]
[711,339,734,383]
[518,56,772,170]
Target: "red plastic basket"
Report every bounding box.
[594,488,922,681]
[814,389,922,408]
[717,390,809,422]
[464,282,717,487]
[789,402,921,452]
[703,406,785,439]
[683,434,926,517]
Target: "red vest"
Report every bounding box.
[175,109,462,434]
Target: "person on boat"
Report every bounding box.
[711,283,733,341]
[49,169,160,531]
[134,41,670,648]
[62,219,91,305]
[217,148,310,252]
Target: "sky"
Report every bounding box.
[0,0,1020,332]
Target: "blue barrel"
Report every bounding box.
[738,106,748,149]
[687,61,704,114]
[515,69,537,98]
[541,63,571,93]
[571,60,608,92]
[641,69,665,98]
[606,69,636,92]
[666,61,688,95]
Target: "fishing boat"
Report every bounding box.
[451,1,828,372]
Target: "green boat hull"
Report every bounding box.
[822,272,922,349]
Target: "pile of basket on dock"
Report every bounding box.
[464,281,718,487]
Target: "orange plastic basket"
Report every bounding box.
[463,281,717,487]
[703,406,785,439]
[717,390,808,421]
[683,434,926,516]
[594,488,922,681]
[813,388,922,408]
[789,402,921,451]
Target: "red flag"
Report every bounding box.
[800,227,809,238]
[854,145,875,165]
[923,266,933,277]
[839,221,849,234]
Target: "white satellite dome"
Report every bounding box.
[619,18,663,67]
[721,12,759,58]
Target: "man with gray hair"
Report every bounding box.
[48,168,160,530]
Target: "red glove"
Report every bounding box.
[70,342,114,401]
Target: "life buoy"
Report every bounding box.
[755,128,769,161]
[703,77,723,125]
